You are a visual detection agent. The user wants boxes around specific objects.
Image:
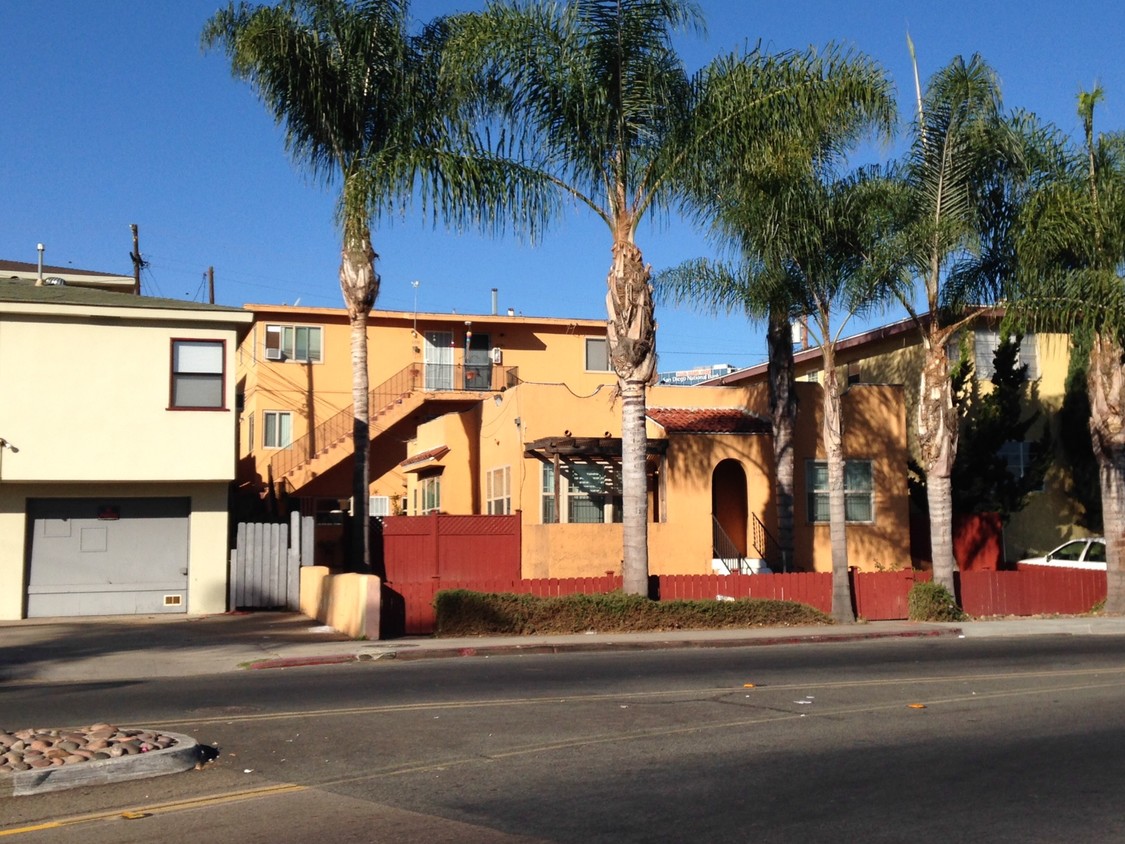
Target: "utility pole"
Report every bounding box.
[208,266,215,304]
[130,224,143,295]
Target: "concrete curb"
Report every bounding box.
[1,731,201,797]
[246,626,965,670]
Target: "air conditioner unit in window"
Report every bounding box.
[265,348,284,361]
[369,495,391,517]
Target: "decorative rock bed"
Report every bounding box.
[0,724,180,773]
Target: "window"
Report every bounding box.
[585,337,610,371]
[999,440,1045,490]
[263,411,292,449]
[806,460,874,523]
[265,324,323,363]
[421,475,441,514]
[974,330,1038,380]
[171,339,225,409]
[486,466,511,515]
[541,462,622,524]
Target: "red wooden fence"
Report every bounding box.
[381,513,521,583]
[390,576,623,635]
[372,515,1104,636]
[853,569,930,620]
[961,568,1106,617]
[382,567,1108,637]
[659,572,832,611]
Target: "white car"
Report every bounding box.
[1018,537,1106,571]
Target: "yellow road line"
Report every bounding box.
[0,784,305,837]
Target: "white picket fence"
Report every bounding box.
[229,513,314,610]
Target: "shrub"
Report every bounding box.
[433,589,831,636]
[908,581,967,622]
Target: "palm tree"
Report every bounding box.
[657,56,894,588]
[448,0,893,594]
[887,47,1025,595]
[1012,87,1125,611]
[204,0,549,572]
[659,167,901,622]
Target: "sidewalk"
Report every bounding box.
[5,610,1125,685]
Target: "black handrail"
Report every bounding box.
[268,363,519,479]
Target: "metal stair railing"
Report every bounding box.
[751,512,782,571]
[268,363,520,479]
[712,516,750,575]
[268,363,421,479]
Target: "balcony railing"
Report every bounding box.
[268,363,520,479]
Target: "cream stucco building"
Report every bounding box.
[0,268,251,619]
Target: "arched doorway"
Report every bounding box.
[712,459,748,561]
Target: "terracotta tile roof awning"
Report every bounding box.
[400,445,450,472]
[646,407,771,435]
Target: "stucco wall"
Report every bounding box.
[791,383,912,572]
[0,317,239,482]
[0,481,232,620]
[402,406,482,515]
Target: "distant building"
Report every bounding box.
[657,363,736,386]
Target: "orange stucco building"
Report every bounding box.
[402,379,911,577]
[236,303,614,515]
[237,302,911,577]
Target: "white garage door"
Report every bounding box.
[27,497,190,617]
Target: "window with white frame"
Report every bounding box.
[170,339,225,409]
[806,460,874,523]
[585,337,610,371]
[486,466,511,515]
[973,330,1038,380]
[999,440,1045,490]
[265,324,323,363]
[421,474,441,514]
[541,462,622,524]
[263,410,292,449]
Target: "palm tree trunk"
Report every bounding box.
[620,378,650,595]
[1088,333,1125,612]
[918,335,958,594]
[767,308,797,572]
[606,239,657,596]
[340,221,379,574]
[822,345,854,623]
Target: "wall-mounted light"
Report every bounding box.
[0,437,18,482]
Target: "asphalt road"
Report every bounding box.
[4,635,1125,843]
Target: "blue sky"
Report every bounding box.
[3,1,1123,374]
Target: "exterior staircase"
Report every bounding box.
[269,363,518,493]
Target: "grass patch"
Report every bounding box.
[433,590,831,636]
[907,581,967,622]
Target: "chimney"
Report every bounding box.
[491,288,498,315]
[36,243,44,286]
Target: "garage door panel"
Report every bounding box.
[27,497,190,617]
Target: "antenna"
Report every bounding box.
[411,279,420,335]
